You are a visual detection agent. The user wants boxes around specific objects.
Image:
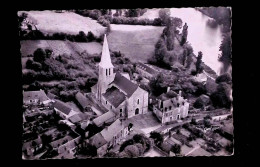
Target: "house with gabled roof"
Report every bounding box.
[23,89,51,106]
[91,34,148,119]
[53,100,78,119]
[88,119,130,157]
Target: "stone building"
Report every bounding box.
[91,34,148,119]
[153,90,189,124]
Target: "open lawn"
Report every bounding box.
[18,10,106,37]
[107,24,165,63]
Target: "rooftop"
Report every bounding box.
[103,86,126,108]
[53,100,72,115]
[136,62,158,75]
[23,89,49,102]
[75,92,89,109]
[93,111,115,127]
[100,119,124,142]
[89,132,107,149]
[111,72,138,98]
[68,113,89,124]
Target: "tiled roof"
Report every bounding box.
[53,100,72,115]
[75,92,89,109]
[46,92,56,100]
[89,132,107,149]
[23,90,49,102]
[68,113,89,124]
[103,86,126,108]
[100,119,124,143]
[112,72,138,98]
[136,62,158,75]
[93,111,115,127]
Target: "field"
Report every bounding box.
[20,40,102,57]
[107,24,165,63]
[18,10,106,37]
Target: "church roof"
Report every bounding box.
[112,72,138,98]
[103,86,126,108]
[99,34,114,68]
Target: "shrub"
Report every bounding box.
[119,139,134,152]
[171,144,181,154]
[216,73,232,84]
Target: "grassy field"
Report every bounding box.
[20,40,102,58]
[18,10,106,37]
[107,24,165,63]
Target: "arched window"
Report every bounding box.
[109,68,111,75]
[169,106,172,110]
[137,99,139,104]
[106,69,108,76]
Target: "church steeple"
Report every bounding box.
[99,34,113,68]
[96,34,115,101]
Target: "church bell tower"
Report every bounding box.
[96,34,115,101]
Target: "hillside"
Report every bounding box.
[107,24,165,63]
[20,40,102,57]
[18,10,106,37]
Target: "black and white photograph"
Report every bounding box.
[19,7,232,159]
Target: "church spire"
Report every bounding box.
[99,34,114,68]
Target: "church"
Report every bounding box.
[91,34,148,118]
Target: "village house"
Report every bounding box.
[75,92,90,112]
[135,62,158,80]
[91,34,149,119]
[23,89,52,106]
[53,100,78,120]
[88,119,130,157]
[92,110,116,127]
[153,90,189,124]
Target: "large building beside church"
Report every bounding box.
[91,34,148,118]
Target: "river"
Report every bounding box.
[170,8,223,75]
[141,8,224,75]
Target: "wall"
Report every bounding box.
[127,87,148,118]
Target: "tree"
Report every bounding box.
[124,145,140,157]
[149,73,166,96]
[171,144,181,154]
[216,73,232,84]
[45,49,53,58]
[158,9,171,25]
[119,139,134,152]
[181,23,188,46]
[191,117,197,125]
[33,48,46,63]
[40,134,52,147]
[150,131,163,145]
[210,82,232,108]
[104,151,118,158]
[219,32,231,74]
[196,51,204,74]
[165,17,183,51]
